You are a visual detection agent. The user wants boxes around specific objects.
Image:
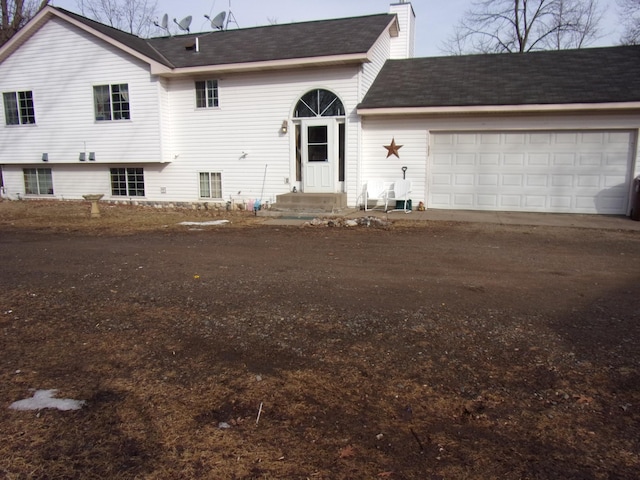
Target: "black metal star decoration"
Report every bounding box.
[384,138,403,158]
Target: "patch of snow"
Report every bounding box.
[178,220,230,226]
[9,389,85,411]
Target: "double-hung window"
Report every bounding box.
[110,168,145,196]
[3,91,36,125]
[195,80,219,108]
[23,168,53,195]
[94,84,130,121]
[199,172,222,198]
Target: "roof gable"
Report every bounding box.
[359,46,640,111]
[0,7,396,75]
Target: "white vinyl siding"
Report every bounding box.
[0,18,163,171]
[360,26,391,100]
[389,3,415,59]
[165,66,360,203]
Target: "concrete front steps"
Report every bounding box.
[269,193,348,213]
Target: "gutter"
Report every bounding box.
[154,53,370,76]
[357,102,640,116]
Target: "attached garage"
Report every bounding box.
[358,46,640,216]
[428,130,636,214]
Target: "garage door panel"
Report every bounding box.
[577,176,600,187]
[477,194,498,207]
[524,196,546,208]
[503,175,524,186]
[605,176,626,188]
[556,132,579,144]
[505,154,525,165]
[455,174,474,186]
[528,153,551,166]
[480,153,500,165]
[526,175,548,187]
[531,133,552,144]
[456,134,476,144]
[552,175,573,187]
[429,130,633,214]
[505,133,526,144]
[607,153,629,166]
[454,193,473,206]
[609,132,631,143]
[478,174,499,186]
[582,132,605,143]
[501,195,522,207]
[580,153,603,166]
[433,174,452,186]
[554,153,576,165]
[456,154,475,165]
[480,134,501,144]
[550,196,572,208]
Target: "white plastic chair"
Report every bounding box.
[363,180,391,211]
[386,179,412,213]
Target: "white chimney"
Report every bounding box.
[389,2,416,59]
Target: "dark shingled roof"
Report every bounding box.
[359,46,640,109]
[55,7,395,69]
[147,14,395,68]
[55,8,173,67]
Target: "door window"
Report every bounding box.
[307,125,328,162]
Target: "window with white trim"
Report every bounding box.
[195,80,219,108]
[3,91,36,125]
[23,168,53,195]
[110,168,145,196]
[199,172,222,198]
[94,84,130,121]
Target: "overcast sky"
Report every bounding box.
[50,0,622,57]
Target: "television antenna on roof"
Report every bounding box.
[174,15,193,33]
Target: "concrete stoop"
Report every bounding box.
[269,193,348,213]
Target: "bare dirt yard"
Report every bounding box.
[0,200,639,479]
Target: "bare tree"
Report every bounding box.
[75,0,158,37]
[618,0,640,44]
[441,0,605,54]
[1,0,49,46]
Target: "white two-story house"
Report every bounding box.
[1,2,639,215]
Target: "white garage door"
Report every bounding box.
[429,130,635,214]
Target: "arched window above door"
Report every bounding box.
[294,89,345,118]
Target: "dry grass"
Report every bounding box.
[0,198,264,234]
[1,198,639,479]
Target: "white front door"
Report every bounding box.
[302,119,335,193]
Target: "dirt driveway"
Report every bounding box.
[0,201,639,479]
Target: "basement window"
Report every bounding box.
[195,80,219,108]
[3,91,36,125]
[23,168,53,195]
[110,167,145,196]
[199,172,222,198]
